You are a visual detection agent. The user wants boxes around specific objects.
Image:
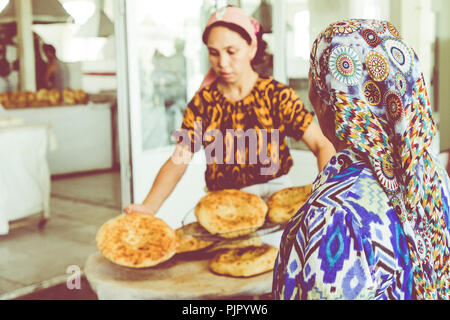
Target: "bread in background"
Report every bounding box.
[62,88,76,105]
[36,89,50,106]
[25,91,38,107]
[10,91,26,108]
[0,92,11,108]
[48,89,61,106]
[74,89,88,104]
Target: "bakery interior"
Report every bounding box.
[0,0,449,300]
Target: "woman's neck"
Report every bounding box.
[218,69,259,102]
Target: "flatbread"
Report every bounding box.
[205,235,263,253]
[96,213,177,268]
[175,222,215,253]
[208,244,278,277]
[266,184,312,223]
[195,189,268,238]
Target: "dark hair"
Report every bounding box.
[202,19,271,74]
[43,44,56,56]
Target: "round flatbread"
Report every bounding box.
[195,189,268,238]
[267,184,312,223]
[96,213,177,268]
[208,244,279,277]
[175,222,215,253]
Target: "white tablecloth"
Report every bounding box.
[0,124,50,234]
[2,103,113,175]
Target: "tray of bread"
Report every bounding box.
[0,88,89,109]
[181,185,312,241]
[95,185,312,278]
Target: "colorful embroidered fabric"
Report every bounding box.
[178,76,314,191]
[273,19,450,299]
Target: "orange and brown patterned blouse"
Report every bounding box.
[178,76,314,191]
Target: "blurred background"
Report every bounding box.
[0,0,449,300]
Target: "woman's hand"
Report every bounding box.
[123,203,156,215]
[123,145,192,218]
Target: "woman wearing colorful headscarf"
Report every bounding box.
[273,19,450,300]
[124,6,335,216]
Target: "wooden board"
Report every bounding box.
[84,251,274,300]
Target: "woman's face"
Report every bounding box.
[206,26,256,83]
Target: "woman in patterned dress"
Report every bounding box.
[124,6,335,217]
[273,19,450,300]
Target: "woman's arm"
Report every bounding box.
[124,144,193,215]
[44,62,56,89]
[274,86,334,171]
[301,121,336,172]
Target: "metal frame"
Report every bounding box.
[114,0,133,208]
[272,0,287,84]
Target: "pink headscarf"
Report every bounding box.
[199,6,260,90]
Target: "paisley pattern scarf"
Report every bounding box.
[274,19,449,299]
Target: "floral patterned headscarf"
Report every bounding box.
[309,19,449,299]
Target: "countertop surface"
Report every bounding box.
[85,251,274,300]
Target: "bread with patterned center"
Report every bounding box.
[266,184,312,223]
[208,244,278,277]
[195,189,267,238]
[175,222,215,253]
[96,213,177,268]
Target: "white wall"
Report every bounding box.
[33,0,117,93]
[388,0,440,151]
[392,0,435,98]
[433,0,450,151]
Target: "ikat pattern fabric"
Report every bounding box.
[274,150,410,299]
[273,149,450,299]
[274,19,450,299]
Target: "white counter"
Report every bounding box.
[0,124,50,234]
[1,103,113,175]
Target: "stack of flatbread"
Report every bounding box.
[266,184,312,223]
[175,222,215,254]
[177,189,278,278]
[208,244,279,277]
[96,186,311,276]
[176,222,278,278]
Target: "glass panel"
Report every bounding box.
[285,0,314,132]
[283,0,392,150]
[233,0,274,78]
[134,0,212,150]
